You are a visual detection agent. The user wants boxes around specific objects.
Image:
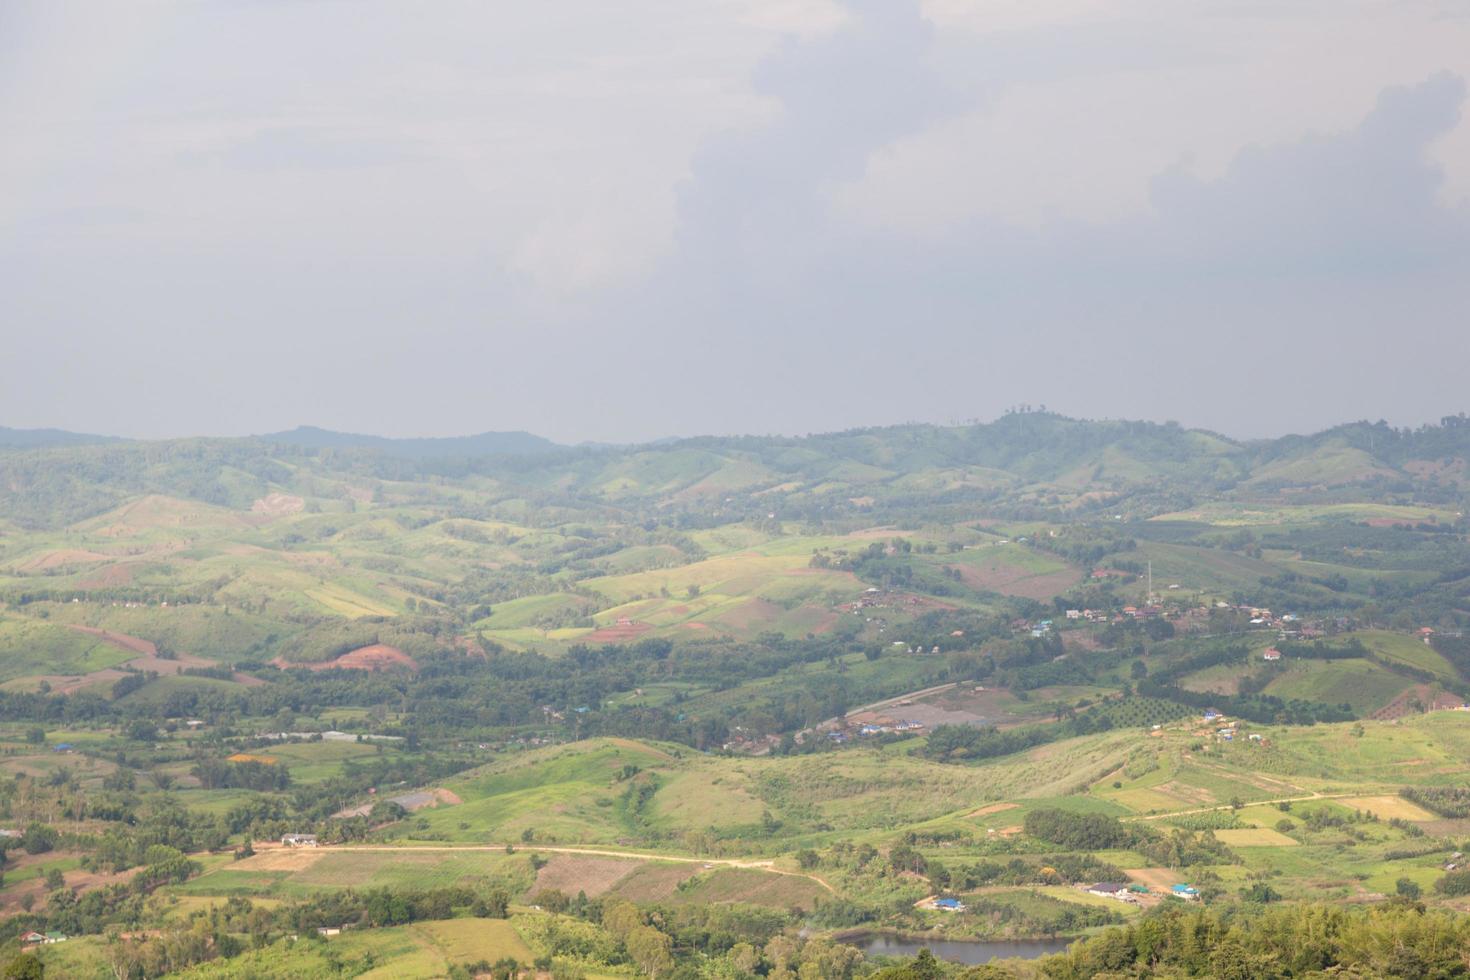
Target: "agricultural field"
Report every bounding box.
[1,415,1470,974]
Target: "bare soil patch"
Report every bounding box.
[582,621,653,644]
[67,625,158,656]
[237,846,329,873]
[529,855,641,898]
[250,493,306,518]
[77,562,139,588]
[967,802,1020,818]
[718,598,783,631]
[11,669,130,696]
[274,644,419,673]
[607,862,702,901]
[15,549,111,572]
[951,561,1083,601]
[1372,684,1461,721]
[0,856,144,914]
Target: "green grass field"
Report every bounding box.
[1263,659,1414,714]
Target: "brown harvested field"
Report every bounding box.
[77,562,139,588]
[67,624,158,656]
[851,685,1034,731]
[14,548,112,572]
[0,856,144,913]
[332,643,419,671]
[967,802,1020,818]
[949,561,1083,600]
[714,598,783,631]
[582,621,652,644]
[606,862,702,901]
[0,668,130,696]
[674,867,829,909]
[274,644,419,673]
[75,626,268,687]
[1213,828,1299,847]
[1337,795,1437,821]
[234,846,329,873]
[529,855,643,898]
[1373,685,1463,721]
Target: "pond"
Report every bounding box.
[844,933,1074,965]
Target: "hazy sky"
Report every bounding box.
[3,0,1469,443]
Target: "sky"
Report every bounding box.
[3,0,1469,444]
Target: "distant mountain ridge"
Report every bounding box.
[258,426,560,458]
[0,426,119,449]
[1,412,1468,531]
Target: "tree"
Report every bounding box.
[0,954,43,980]
[1397,877,1423,900]
[626,926,674,980]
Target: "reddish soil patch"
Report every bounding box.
[274,643,419,672]
[582,621,653,644]
[66,625,264,686]
[950,561,1083,601]
[11,669,131,696]
[67,625,157,656]
[967,802,1020,818]
[0,857,145,914]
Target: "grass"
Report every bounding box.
[170,917,533,979]
[1212,828,1299,847]
[0,615,135,682]
[1356,630,1461,680]
[1263,659,1412,715]
[670,867,828,908]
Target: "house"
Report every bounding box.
[1262,648,1282,662]
[1087,883,1134,901]
[317,926,342,937]
[1065,609,1081,620]
[20,931,66,946]
[932,897,966,912]
[0,829,23,839]
[52,743,74,753]
[1171,884,1199,901]
[1203,709,1222,722]
[281,834,319,847]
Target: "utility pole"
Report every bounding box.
[1147,560,1153,604]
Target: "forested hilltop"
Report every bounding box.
[0,412,1469,976]
[5,412,1470,530]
